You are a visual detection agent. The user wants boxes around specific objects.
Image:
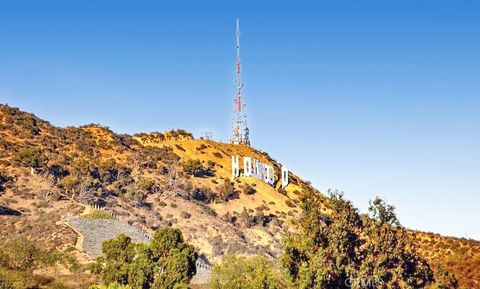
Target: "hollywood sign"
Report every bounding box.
[231,156,289,188]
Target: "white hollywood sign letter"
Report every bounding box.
[267,165,275,186]
[281,166,289,188]
[231,155,240,178]
[244,157,252,177]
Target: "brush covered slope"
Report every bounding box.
[0,104,478,288]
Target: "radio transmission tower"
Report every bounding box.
[230,19,250,146]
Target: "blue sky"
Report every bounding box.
[1,1,479,239]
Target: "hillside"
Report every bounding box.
[0,104,478,288]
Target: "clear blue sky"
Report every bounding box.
[1,1,479,239]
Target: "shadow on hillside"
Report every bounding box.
[0,206,22,216]
[196,169,215,178]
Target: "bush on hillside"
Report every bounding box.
[137,178,156,193]
[13,147,48,169]
[211,255,285,289]
[240,183,256,195]
[182,160,208,177]
[97,159,121,184]
[189,187,215,203]
[212,152,223,159]
[16,114,40,136]
[196,144,208,151]
[217,180,238,202]
[0,171,11,192]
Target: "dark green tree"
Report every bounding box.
[150,228,197,289]
[128,244,155,289]
[282,191,435,289]
[358,198,433,289]
[282,190,361,289]
[100,234,136,286]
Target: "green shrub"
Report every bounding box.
[285,199,296,208]
[241,183,256,195]
[0,238,62,272]
[212,152,223,158]
[196,144,208,151]
[81,210,112,220]
[0,273,14,289]
[138,178,156,192]
[172,283,188,289]
[189,187,215,203]
[158,201,168,207]
[14,147,48,168]
[182,160,206,177]
[0,268,27,289]
[217,180,237,202]
[211,255,285,289]
[46,282,70,289]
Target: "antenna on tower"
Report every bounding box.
[230,19,250,146]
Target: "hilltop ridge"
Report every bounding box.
[0,104,479,288]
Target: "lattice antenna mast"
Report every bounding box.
[230,19,250,145]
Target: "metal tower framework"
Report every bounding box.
[230,19,250,146]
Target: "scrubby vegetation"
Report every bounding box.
[14,147,48,169]
[0,104,478,289]
[210,191,460,289]
[81,209,114,220]
[0,238,79,289]
[0,170,10,192]
[182,159,208,177]
[216,180,237,202]
[281,190,456,289]
[211,255,285,289]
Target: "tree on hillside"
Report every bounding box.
[59,176,91,202]
[14,147,48,172]
[150,228,197,289]
[357,198,433,288]
[94,228,197,289]
[282,190,361,288]
[100,234,137,286]
[282,190,435,289]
